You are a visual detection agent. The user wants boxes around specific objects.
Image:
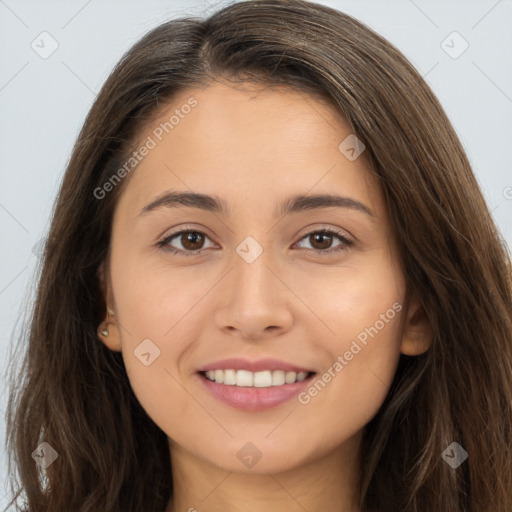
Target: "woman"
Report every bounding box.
[4,1,512,510]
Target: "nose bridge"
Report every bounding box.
[232,235,278,307]
[213,234,293,336]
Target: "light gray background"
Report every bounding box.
[1,0,511,507]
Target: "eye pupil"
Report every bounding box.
[182,231,204,250]
[311,232,332,250]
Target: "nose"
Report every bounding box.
[213,247,294,341]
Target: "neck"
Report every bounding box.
[166,430,362,512]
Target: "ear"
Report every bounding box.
[400,291,433,356]
[96,261,122,352]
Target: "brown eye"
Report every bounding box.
[158,227,353,257]
[180,231,205,251]
[158,229,216,255]
[308,232,334,250]
[295,229,353,254]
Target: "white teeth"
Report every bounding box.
[253,371,272,387]
[223,369,236,385]
[285,371,297,384]
[272,370,285,386]
[236,370,253,387]
[203,369,310,387]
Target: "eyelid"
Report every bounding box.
[157,224,219,251]
[156,223,215,242]
[157,223,355,255]
[292,227,354,253]
[158,223,354,243]
[295,223,354,243]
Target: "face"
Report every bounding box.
[98,79,430,476]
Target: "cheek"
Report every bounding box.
[294,314,403,455]
[292,254,404,352]
[113,251,213,340]
[111,260,212,428]
[293,258,404,415]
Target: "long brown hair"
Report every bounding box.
[4,1,512,510]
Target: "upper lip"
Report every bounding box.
[198,357,315,374]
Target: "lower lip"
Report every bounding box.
[198,372,316,412]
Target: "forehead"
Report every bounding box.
[115,80,384,221]
[132,79,354,163]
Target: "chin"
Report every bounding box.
[201,439,315,475]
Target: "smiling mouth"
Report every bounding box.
[199,369,317,387]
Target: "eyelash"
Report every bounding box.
[156,227,354,257]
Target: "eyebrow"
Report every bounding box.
[138,191,375,218]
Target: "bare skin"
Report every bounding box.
[97,79,432,512]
